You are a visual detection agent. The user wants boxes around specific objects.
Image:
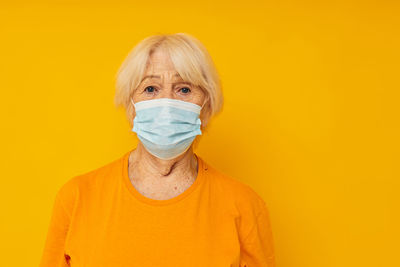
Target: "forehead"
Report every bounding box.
[146,48,176,72]
[142,47,193,84]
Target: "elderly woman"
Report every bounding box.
[40,33,276,267]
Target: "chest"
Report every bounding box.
[65,198,242,267]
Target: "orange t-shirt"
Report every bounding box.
[39,150,275,267]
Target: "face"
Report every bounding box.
[131,48,207,109]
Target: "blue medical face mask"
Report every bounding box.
[131,98,205,160]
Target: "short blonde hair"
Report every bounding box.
[114,33,224,133]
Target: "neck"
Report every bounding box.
[129,142,198,181]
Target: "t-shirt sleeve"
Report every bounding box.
[39,180,76,267]
[239,200,276,267]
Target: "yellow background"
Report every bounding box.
[1,1,399,266]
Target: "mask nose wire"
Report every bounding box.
[131,98,206,109]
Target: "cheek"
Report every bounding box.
[193,89,206,103]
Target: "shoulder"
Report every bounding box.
[55,152,125,213]
[200,158,274,251]
[201,157,268,218]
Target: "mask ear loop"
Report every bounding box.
[200,98,208,109]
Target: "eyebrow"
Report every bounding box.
[140,73,183,83]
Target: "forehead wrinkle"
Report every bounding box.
[141,73,185,83]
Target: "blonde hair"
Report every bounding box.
[114,33,224,137]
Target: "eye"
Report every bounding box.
[180,87,191,94]
[144,86,156,93]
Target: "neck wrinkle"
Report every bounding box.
[129,142,198,182]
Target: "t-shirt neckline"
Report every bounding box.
[121,149,206,206]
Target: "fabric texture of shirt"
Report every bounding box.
[39,149,276,267]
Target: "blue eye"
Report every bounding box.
[144,86,156,93]
[181,87,191,94]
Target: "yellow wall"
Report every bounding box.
[1,1,398,266]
